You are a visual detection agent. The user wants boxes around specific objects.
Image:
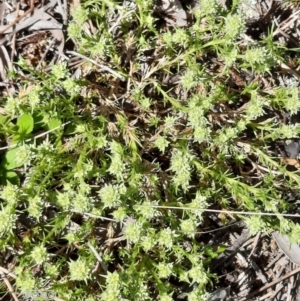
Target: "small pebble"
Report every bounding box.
[284,141,300,159]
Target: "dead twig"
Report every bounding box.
[37,38,57,70]
[0,0,35,35]
[87,241,108,274]
[0,267,16,279]
[237,266,300,301]
[0,270,19,301]
[248,231,261,258]
[9,2,19,65]
[66,50,125,81]
[272,9,300,37]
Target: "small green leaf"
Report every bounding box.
[204,246,218,259]
[12,133,22,143]
[0,114,9,125]
[17,113,34,134]
[55,139,62,147]
[217,245,227,254]
[204,245,226,259]
[46,118,62,131]
[64,123,76,135]
[32,112,44,130]
[4,171,20,185]
[1,147,23,169]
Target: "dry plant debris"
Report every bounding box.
[0,0,65,82]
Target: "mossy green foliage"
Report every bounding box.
[1,0,300,300]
